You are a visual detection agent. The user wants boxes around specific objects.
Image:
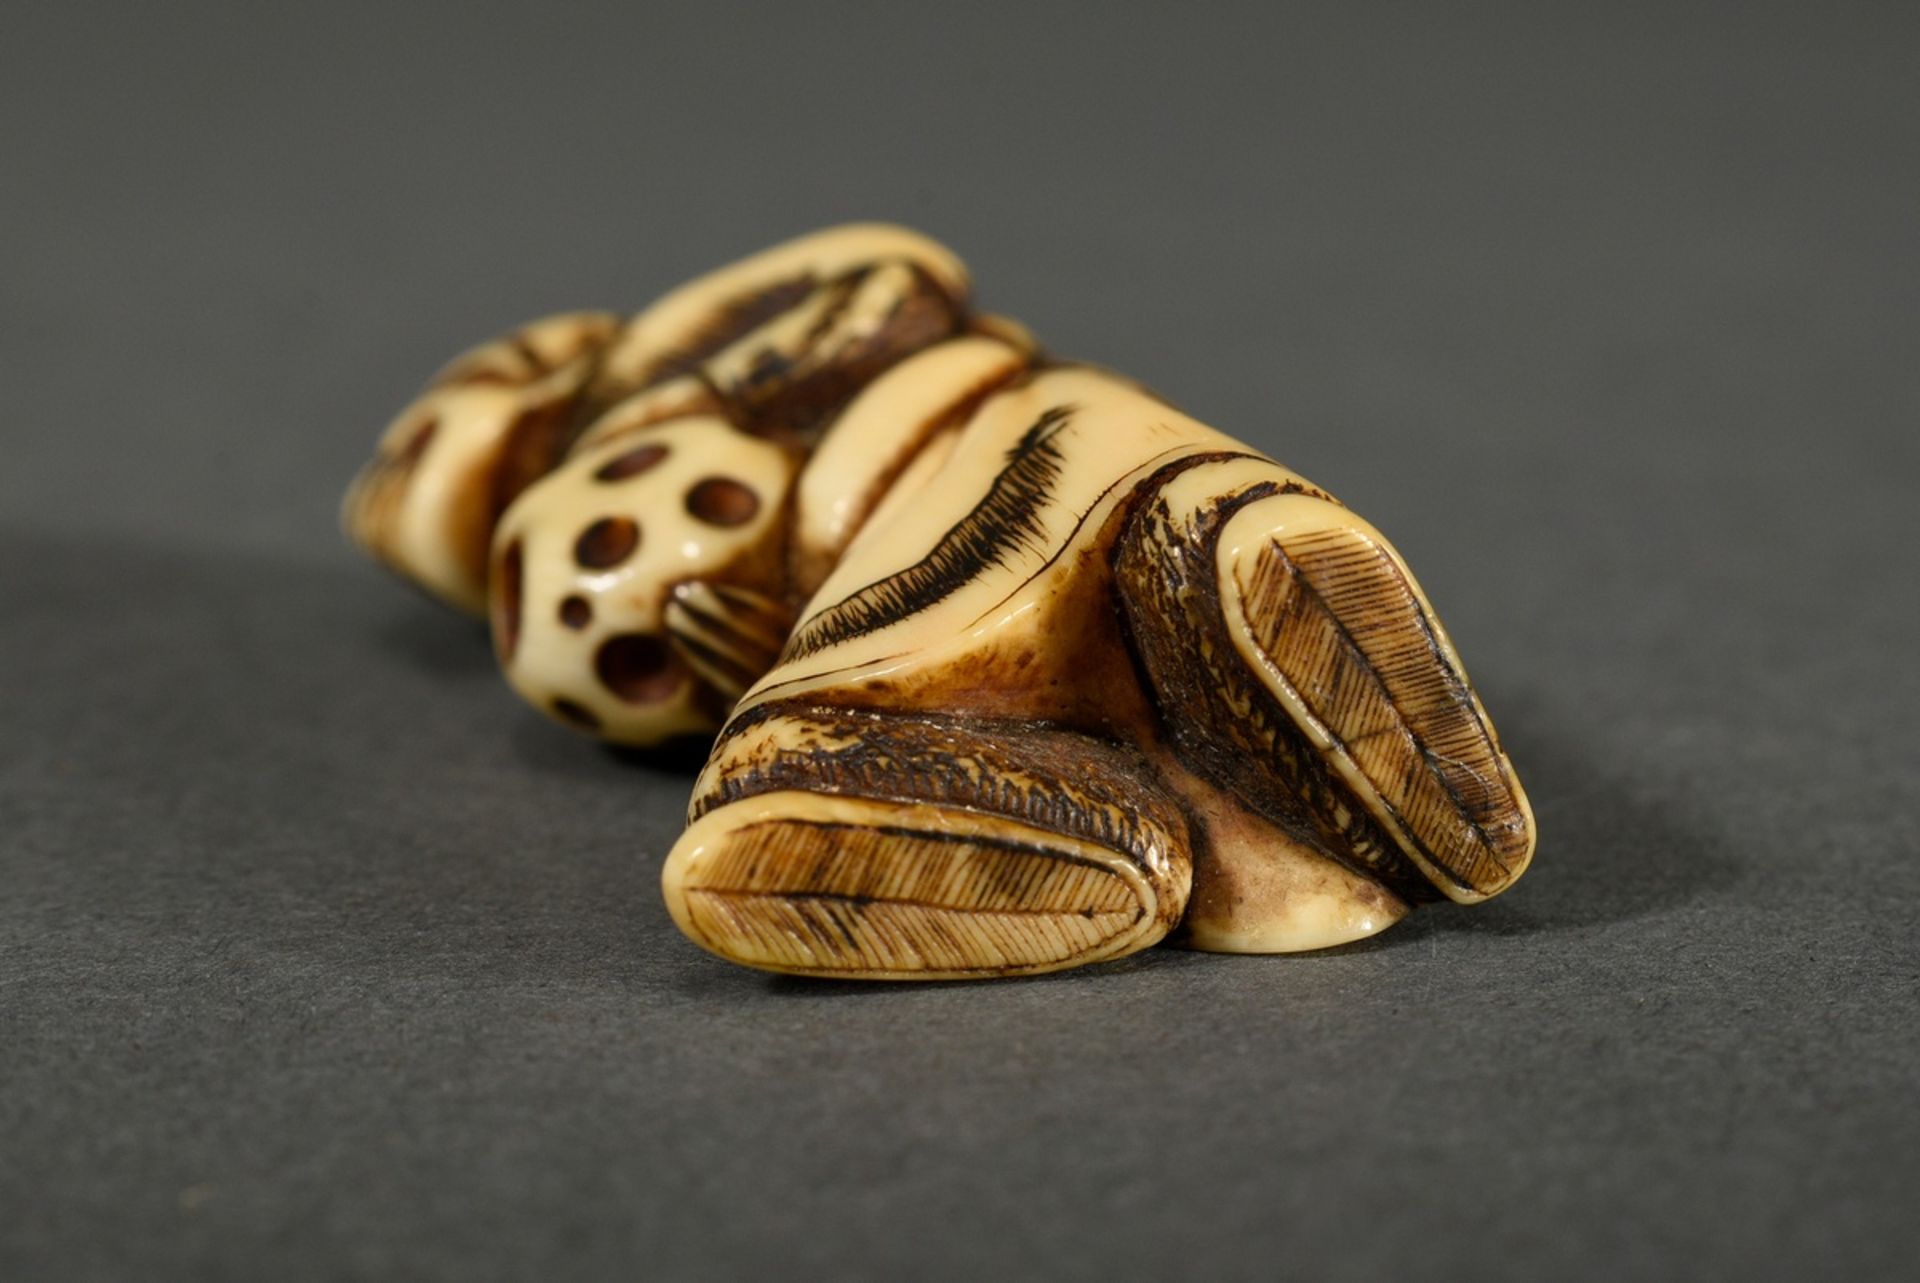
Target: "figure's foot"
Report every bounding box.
[1115,457,1535,928]
[661,706,1191,979]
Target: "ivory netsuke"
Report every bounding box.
[344,224,1537,980]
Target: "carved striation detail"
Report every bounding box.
[1227,511,1533,899]
[681,820,1142,975]
[664,583,793,703]
[667,793,1168,979]
[661,702,1193,978]
[784,405,1072,660]
[693,702,1189,883]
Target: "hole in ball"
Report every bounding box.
[594,633,684,704]
[685,477,760,527]
[574,516,640,570]
[594,442,670,482]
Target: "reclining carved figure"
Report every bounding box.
[345,224,1536,979]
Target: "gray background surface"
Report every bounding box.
[4,2,1917,1279]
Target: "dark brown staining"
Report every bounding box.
[551,698,602,731]
[653,273,819,382]
[574,516,640,569]
[558,595,593,630]
[695,702,1189,886]
[786,406,1071,660]
[493,539,524,663]
[489,389,591,527]
[681,820,1140,974]
[595,633,684,703]
[509,333,548,379]
[717,263,961,437]
[594,442,669,482]
[685,478,760,527]
[399,414,439,467]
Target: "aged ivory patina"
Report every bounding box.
[345,224,1536,979]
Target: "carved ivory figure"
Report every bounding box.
[345,224,1536,979]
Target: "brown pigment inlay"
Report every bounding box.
[493,540,524,662]
[685,477,760,527]
[399,414,439,466]
[594,442,669,482]
[574,517,640,569]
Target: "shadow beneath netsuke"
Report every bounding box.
[1396,689,1740,946]
[367,591,717,780]
[366,588,500,679]
[745,942,1214,999]
[501,710,715,783]
[605,736,723,777]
